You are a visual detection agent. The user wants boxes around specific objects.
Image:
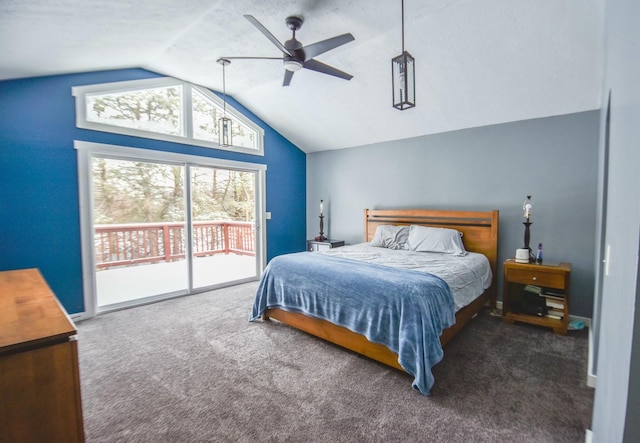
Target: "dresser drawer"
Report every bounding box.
[506,268,565,288]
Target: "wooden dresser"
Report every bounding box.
[0,268,85,443]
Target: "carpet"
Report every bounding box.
[77,282,593,442]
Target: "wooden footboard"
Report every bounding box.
[263,286,493,372]
[263,307,404,371]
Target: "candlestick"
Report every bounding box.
[319,214,326,241]
[315,199,327,241]
[522,195,533,254]
[523,220,532,252]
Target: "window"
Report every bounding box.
[191,88,255,149]
[86,84,183,136]
[73,77,264,156]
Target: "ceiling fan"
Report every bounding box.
[223,15,355,86]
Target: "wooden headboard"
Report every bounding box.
[363,208,499,276]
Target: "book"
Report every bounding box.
[543,294,565,303]
[524,284,542,294]
[545,299,564,310]
[545,312,563,320]
[543,290,565,299]
[546,307,564,319]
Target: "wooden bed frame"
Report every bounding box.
[263,208,499,372]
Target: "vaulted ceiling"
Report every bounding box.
[0,0,603,153]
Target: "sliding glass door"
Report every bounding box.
[93,157,188,307]
[190,166,257,289]
[76,141,265,316]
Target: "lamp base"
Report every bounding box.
[515,248,530,264]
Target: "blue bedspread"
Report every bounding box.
[250,252,456,395]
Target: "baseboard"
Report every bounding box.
[585,429,592,443]
[494,302,595,387]
[570,314,591,328]
[587,322,597,388]
[70,312,90,322]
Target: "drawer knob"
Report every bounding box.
[532,277,537,281]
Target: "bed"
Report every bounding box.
[250,208,499,394]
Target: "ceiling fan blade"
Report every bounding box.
[283,70,294,87]
[220,56,282,60]
[243,15,292,56]
[302,33,355,61]
[302,59,353,81]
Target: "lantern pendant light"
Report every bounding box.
[392,0,415,110]
[217,58,233,147]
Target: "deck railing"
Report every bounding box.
[95,221,255,269]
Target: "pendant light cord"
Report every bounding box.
[222,62,227,117]
[401,0,405,53]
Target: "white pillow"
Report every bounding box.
[370,225,409,250]
[405,225,467,256]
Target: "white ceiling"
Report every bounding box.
[0,0,604,153]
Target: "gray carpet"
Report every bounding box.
[77,282,593,442]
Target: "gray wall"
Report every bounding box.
[591,0,640,441]
[307,111,599,318]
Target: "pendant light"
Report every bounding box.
[217,58,233,147]
[392,0,415,110]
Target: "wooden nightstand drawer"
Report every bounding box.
[506,268,565,288]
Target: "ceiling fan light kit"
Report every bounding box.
[221,14,354,86]
[284,59,303,72]
[392,0,416,110]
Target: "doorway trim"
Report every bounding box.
[74,140,267,320]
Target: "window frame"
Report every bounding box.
[72,77,264,156]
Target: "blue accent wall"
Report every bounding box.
[0,68,306,314]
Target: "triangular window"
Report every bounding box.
[191,88,256,150]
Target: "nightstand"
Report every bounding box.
[502,259,571,335]
[306,239,345,252]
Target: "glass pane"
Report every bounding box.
[190,166,257,289]
[92,157,188,307]
[192,89,221,141]
[192,89,257,149]
[86,85,183,136]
